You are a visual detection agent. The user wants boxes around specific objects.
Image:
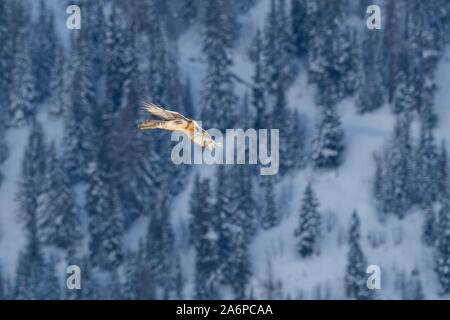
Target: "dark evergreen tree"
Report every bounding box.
[435,200,450,295]
[17,120,46,232]
[422,204,436,247]
[357,28,384,114]
[49,45,65,117]
[261,176,279,229]
[438,141,449,201]
[373,154,383,203]
[216,166,252,298]
[86,145,124,270]
[0,115,8,186]
[201,0,237,129]
[378,112,413,218]
[271,78,297,174]
[183,77,195,118]
[0,264,5,299]
[31,0,57,102]
[415,122,439,206]
[345,211,373,300]
[290,0,309,57]
[41,255,61,300]
[307,1,358,102]
[251,29,267,129]
[14,206,45,300]
[180,0,198,26]
[263,0,293,95]
[63,35,97,182]
[173,253,185,299]
[312,91,345,169]
[104,1,127,124]
[145,195,174,296]
[0,0,13,121]
[122,251,140,300]
[189,175,220,299]
[295,183,321,257]
[37,142,81,248]
[237,164,258,242]
[9,29,36,127]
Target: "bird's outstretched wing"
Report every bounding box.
[142,101,189,121]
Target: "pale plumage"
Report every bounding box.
[138,102,221,151]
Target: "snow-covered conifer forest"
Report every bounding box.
[0,0,449,299]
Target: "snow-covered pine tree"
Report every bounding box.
[104,1,126,122]
[180,0,198,26]
[237,164,258,242]
[0,0,13,121]
[201,0,237,130]
[122,250,140,300]
[422,203,436,247]
[189,174,220,299]
[382,0,405,104]
[373,154,383,203]
[261,176,279,229]
[437,140,449,201]
[0,114,8,186]
[31,0,57,103]
[86,144,124,271]
[312,88,345,169]
[271,77,297,174]
[17,120,46,232]
[143,2,186,197]
[182,77,195,118]
[108,104,160,227]
[14,206,45,300]
[435,200,450,295]
[357,28,384,114]
[63,35,97,182]
[263,0,293,96]
[307,0,357,103]
[290,0,309,57]
[215,166,252,298]
[172,252,185,299]
[392,47,415,115]
[9,29,36,127]
[294,183,321,257]
[345,211,373,300]
[40,255,61,300]
[414,121,439,207]
[251,29,267,130]
[409,1,439,128]
[290,110,307,169]
[379,112,413,218]
[37,142,81,248]
[145,195,175,296]
[100,187,124,271]
[49,45,65,117]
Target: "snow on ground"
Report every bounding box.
[0,127,30,278]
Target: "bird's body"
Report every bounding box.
[138,102,221,151]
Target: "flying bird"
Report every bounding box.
[138,102,222,151]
